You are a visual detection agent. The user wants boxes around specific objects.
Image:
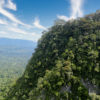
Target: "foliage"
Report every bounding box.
[6,11,100,100]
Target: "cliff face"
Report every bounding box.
[6,11,100,100]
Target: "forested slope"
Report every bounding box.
[6,11,100,100]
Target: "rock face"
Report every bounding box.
[6,11,100,100]
[81,79,100,94]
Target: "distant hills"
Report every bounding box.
[0,38,35,47]
[0,38,36,57]
[0,37,37,69]
[0,38,36,99]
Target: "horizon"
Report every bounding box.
[0,37,34,42]
[0,0,100,42]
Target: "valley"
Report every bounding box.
[0,38,36,99]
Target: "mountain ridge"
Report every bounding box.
[6,11,100,100]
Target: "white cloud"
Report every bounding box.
[5,0,16,11]
[6,26,41,41]
[57,15,70,21]
[0,31,7,34]
[0,8,25,25]
[70,0,83,19]
[0,0,46,29]
[33,17,47,30]
[57,0,84,21]
[0,19,7,25]
[0,0,5,8]
[31,32,41,42]
[0,0,46,42]
[8,27,27,34]
[0,0,29,26]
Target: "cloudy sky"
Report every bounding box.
[0,0,99,42]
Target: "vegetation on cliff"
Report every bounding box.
[6,11,100,100]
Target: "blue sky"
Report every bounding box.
[0,0,100,42]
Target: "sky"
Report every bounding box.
[0,0,100,42]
